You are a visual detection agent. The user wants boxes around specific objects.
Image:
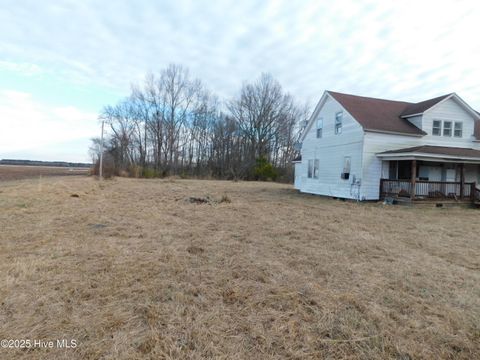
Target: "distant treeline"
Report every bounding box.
[91,64,308,182]
[0,159,92,168]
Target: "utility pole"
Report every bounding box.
[99,120,104,179]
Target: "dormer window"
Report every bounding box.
[432,120,441,136]
[316,118,323,138]
[443,121,452,136]
[454,122,463,137]
[433,120,462,138]
[335,112,343,134]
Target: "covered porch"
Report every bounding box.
[377,145,480,203]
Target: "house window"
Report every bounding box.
[432,120,441,136]
[335,112,343,134]
[307,160,313,178]
[341,156,351,180]
[316,118,323,138]
[454,122,463,137]
[313,159,319,179]
[443,121,452,136]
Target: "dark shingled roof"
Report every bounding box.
[327,91,426,136]
[292,155,301,162]
[400,93,452,117]
[378,145,480,158]
[321,91,480,139]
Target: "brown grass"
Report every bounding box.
[0,177,479,359]
[0,165,89,182]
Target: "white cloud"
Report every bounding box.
[1,0,479,105]
[0,61,43,76]
[0,0,479,162]
[0,90,99,161]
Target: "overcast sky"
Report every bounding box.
[1,0,479,162]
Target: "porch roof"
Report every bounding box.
[376,145,480,163]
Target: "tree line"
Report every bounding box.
[90,64,307,181]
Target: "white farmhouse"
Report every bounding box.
[294,91,480,203]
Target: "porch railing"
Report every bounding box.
[380,179,476,201]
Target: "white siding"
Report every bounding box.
[362,137,480,200]
[298,95,364,199]
[381,161,389,178]
[361,98,480,199]
[294,163,302,189]
[421,97,478,145]
[405,115,422,129]
[362,132,421,199]
[296,95,480,200]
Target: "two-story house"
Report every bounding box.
[294,91,480,202]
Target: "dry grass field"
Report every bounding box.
[0,165,89,182]
[0,176,479,359]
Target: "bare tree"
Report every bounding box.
[92,66,305,182]
[228,73,302,178]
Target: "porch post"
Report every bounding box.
[411,159,417,200]
[460,163,465,200]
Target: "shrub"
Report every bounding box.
[142,167,159,178]
[254,157,278,181]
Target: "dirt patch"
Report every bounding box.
[186,194,231,205]
[187,196,213,204]
[186,245,205,254]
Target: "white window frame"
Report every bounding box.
[307,160,313,178]
[432,120,441,136]
[342,156,351,180]
[443,121,452,137]
[335,112,343,135]
[454,122,463,137]
[316,118,323,138]
[313,159,319,179]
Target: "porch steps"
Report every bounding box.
[387,197,412,206]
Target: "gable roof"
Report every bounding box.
[301,90,480,141]
[400,93,452,117]
[327,91,426,136]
